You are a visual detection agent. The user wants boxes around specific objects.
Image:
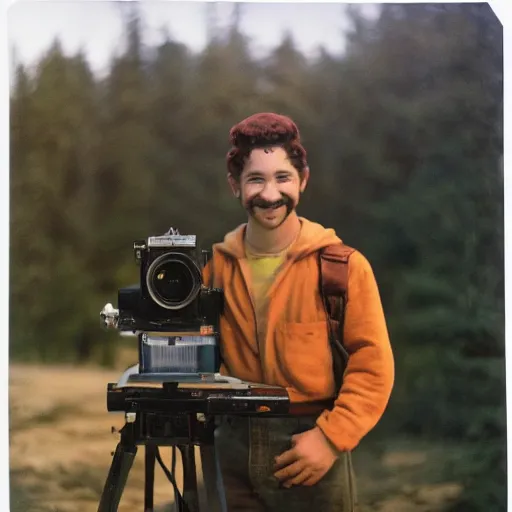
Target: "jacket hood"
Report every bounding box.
[213,217,342,261]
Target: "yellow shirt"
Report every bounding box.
[244,242,288,344]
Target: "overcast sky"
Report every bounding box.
[7,1,380,77]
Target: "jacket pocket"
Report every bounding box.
[275,321,334,398]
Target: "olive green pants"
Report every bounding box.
[213,416,358,511]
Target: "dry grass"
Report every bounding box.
[9,361,186,512]
[9,359,464,512]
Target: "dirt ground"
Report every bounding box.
[9,361,464,512]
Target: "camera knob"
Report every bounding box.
[100,303,119,329]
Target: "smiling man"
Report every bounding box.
[203,113,394,511]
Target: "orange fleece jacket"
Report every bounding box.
[203,217,394,452]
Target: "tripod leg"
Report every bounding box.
[199,444,225,512]
[145,444,156,512]
[98,441,138,512]
[179,444,199,512]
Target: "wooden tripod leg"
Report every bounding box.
[179,444,200,512]
[144,444,157,511]
[97,442,137,512]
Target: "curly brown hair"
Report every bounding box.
[226,113,308,181]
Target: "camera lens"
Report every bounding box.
[146,253,201,310]
[153,261,193,303]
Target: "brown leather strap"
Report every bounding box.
[320,244,354,298]
[319,243,356,393]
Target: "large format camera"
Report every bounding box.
[100,228,223,376]
[97,229,292,512]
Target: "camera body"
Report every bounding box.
[101,229,223,376]
[118,231,221,333]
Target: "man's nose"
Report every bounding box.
[259,181,282,202]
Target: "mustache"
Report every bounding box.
[249,195,291,210]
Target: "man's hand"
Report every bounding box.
[273,426,338,488]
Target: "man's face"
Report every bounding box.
[229,147,309,230]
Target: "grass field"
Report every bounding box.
[9,359,464,512]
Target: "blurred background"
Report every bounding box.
[7,2,505,512]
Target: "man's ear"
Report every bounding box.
[299,167,310,193]
[227,173,241,198]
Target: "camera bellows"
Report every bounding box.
[141,334,218,373]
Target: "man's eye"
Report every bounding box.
[276,175,290,182]
[248,177,263,183]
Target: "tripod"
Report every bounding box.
[97,410,224,512]
[96,369,295,512]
